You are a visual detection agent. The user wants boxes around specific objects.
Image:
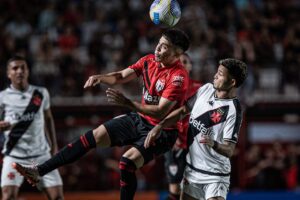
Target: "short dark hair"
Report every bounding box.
[219,58,247,87]
[7,55,27,68]
[162,29,190,52]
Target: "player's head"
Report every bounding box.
[179,53,192,73]
[213,58,247,90]
[155,29,190,65]
[7,55,29,89]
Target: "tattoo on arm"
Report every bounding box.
[212,140,236,158]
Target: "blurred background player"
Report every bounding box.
[164,53,202,200]
[13,29,190,200]
[145,58,247,200]
[0,55,63,200]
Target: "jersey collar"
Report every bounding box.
[213,90,237,101]
[9,84,32,93]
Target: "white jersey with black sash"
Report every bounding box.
[184,83,242,184]
[0,85,51,158]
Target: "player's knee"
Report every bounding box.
[1,190,17,200]
[47,191,64,200]
[122,148,144,168]
[44,186,64,200]
[93,125,111,147]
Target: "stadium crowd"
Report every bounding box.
[244,142,300,190]
[0,0,300,192]
[0,0,299,100]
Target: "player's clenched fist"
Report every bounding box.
[0,121,12,132]
[84,75,103,88]
[199,135,214,147]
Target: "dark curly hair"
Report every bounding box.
[162,28,190,52]
[219,58,247,87]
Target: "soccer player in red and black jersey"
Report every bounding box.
[13,29,190,200]
[164,53,202,200]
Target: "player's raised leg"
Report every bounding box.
[13,124,110,185]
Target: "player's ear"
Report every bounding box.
[174,47,183,57]
[7,66,11,79]
[231,78,236,88]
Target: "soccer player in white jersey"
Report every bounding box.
[145,58,247,200]
[0,55,63,200]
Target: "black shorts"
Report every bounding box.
[164,148,187,183]
[103,112,178,164]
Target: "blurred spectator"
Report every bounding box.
[1,0,299,99]
[58,25,79,55]
[244,142,300,190]
[284,144,299,189]
[5,14,32,40]
[38,2,57,33]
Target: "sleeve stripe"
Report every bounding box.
[231,99,243,141]
[143,61,151,89]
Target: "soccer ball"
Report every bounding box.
[149,0,181,27]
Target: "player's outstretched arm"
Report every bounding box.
[144,105,190,148]
[83,68,137,88]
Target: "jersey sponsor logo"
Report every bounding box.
[172,75,184,87]
[9,112,36,122]
[155,79,165,92]
[189,115,211,136]
[143,90,160,105]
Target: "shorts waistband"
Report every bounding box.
[187,163,230,177]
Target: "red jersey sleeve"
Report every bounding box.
[128,55,152,77]
[161,69,189,103]
[187,79,202,99]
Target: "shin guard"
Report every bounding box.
[119,157,137,200]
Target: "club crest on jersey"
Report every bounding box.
[7,172,15,180]
[169,164,178,176]
[155,79,165,92]
[210,108,224,124]
[33,95,42,106]
[172,75,184,87]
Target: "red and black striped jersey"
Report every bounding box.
[129,54,189,129]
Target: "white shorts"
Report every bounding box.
[182,178,229,200]
[1,154,63,189]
